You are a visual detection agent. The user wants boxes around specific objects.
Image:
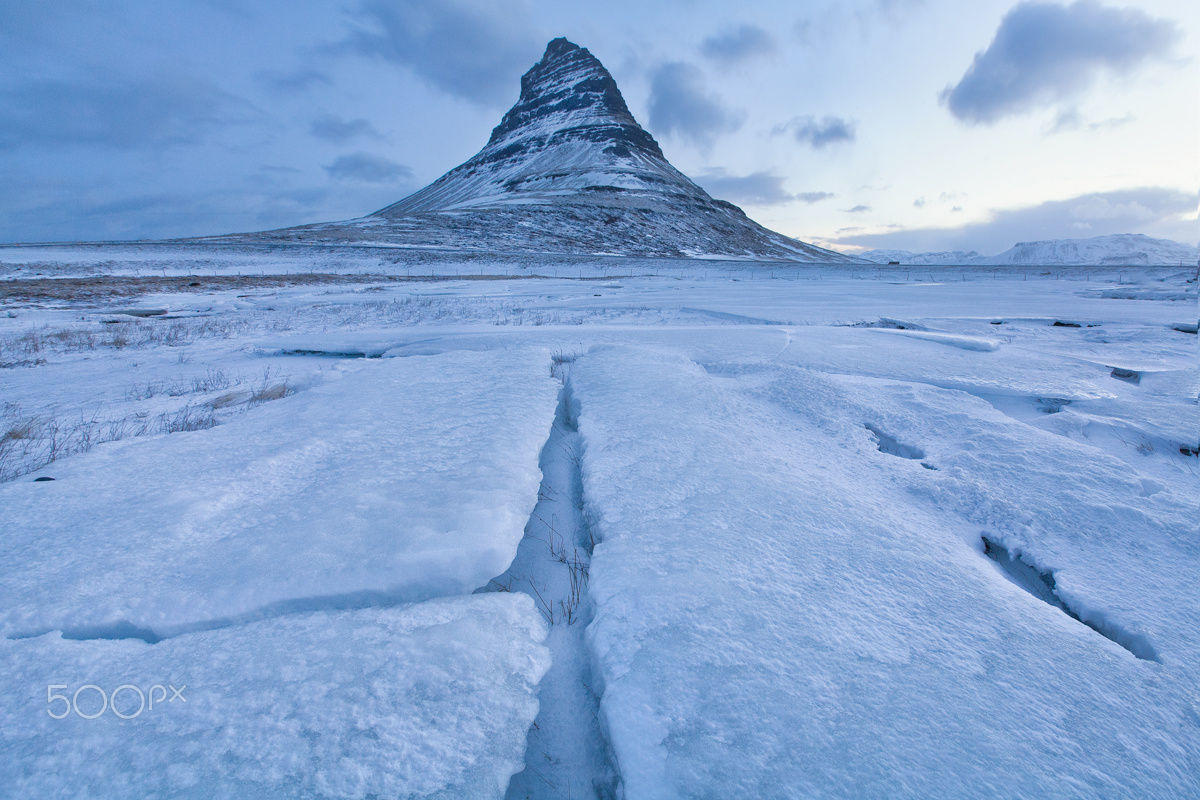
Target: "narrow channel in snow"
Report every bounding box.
[480,360,619,799]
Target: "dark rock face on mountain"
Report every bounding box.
[225,38,849,262]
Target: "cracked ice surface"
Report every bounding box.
[1,262,1197,798]
[570,345,1199,799]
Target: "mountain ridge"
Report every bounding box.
[857,234,1198,266]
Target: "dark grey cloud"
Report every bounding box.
[338,0,537,105]
[0,76,249,149]
[776,116,856,148]
[700,25,775,64]
[844,204,871,213]
[310,114,381,143]
[0,184,335,243]
[798,191,835,203]
[648,62,743,147]
[695,169,794,205]
[942,1,1180,124]
[324,152,413,183]
[832,187,1199,253]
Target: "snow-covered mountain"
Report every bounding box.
[220,38,848,262]
[857,249,984,265]
[987,234,1198,266]
[859,234,1198,266]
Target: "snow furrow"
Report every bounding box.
[480,362,620,800]
[981,535,1159,661]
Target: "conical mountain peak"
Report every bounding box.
[377,37,674,216]
[483,37,661,159]
[236,38,851,262]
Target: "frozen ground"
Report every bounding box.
[0,245,1196,798]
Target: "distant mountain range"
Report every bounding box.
[857,234,1199,266]
[212,38,850,262]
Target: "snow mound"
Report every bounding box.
[867,327,1002,351]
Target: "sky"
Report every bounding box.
[1,0,1196,254]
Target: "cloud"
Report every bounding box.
[310,114,380,143]
[798,191,835,203]
[700,25,775,64]
[844,204,871,213]
[831,186,1199,253]
[942,1,1180,124]
[776,116,856,148]
[913,197,927,207]
[0,75,249,149]
[337,0,537,105]
[324,152,412,183]
[259,68,331,93]
[1046,107,1135,134]
[648,62,743,147]
[694,169,796,205]
[0,183,340,243]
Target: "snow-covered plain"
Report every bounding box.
[0,246,1196,798]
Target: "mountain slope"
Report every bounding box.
[859,234,1198,266]
[219,38,849,262]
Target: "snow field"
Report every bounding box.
[0,262,1196,797]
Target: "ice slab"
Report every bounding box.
[0,348,559,638]
[0,594,549,799]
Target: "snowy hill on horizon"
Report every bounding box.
[858,234,1198,266]
[209,38,851,262]
[855,248,985,266]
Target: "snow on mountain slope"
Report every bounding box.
[218,39,850,262]
[377,37,682,216]
[858,248,984,265]
[859,234,1198,266]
